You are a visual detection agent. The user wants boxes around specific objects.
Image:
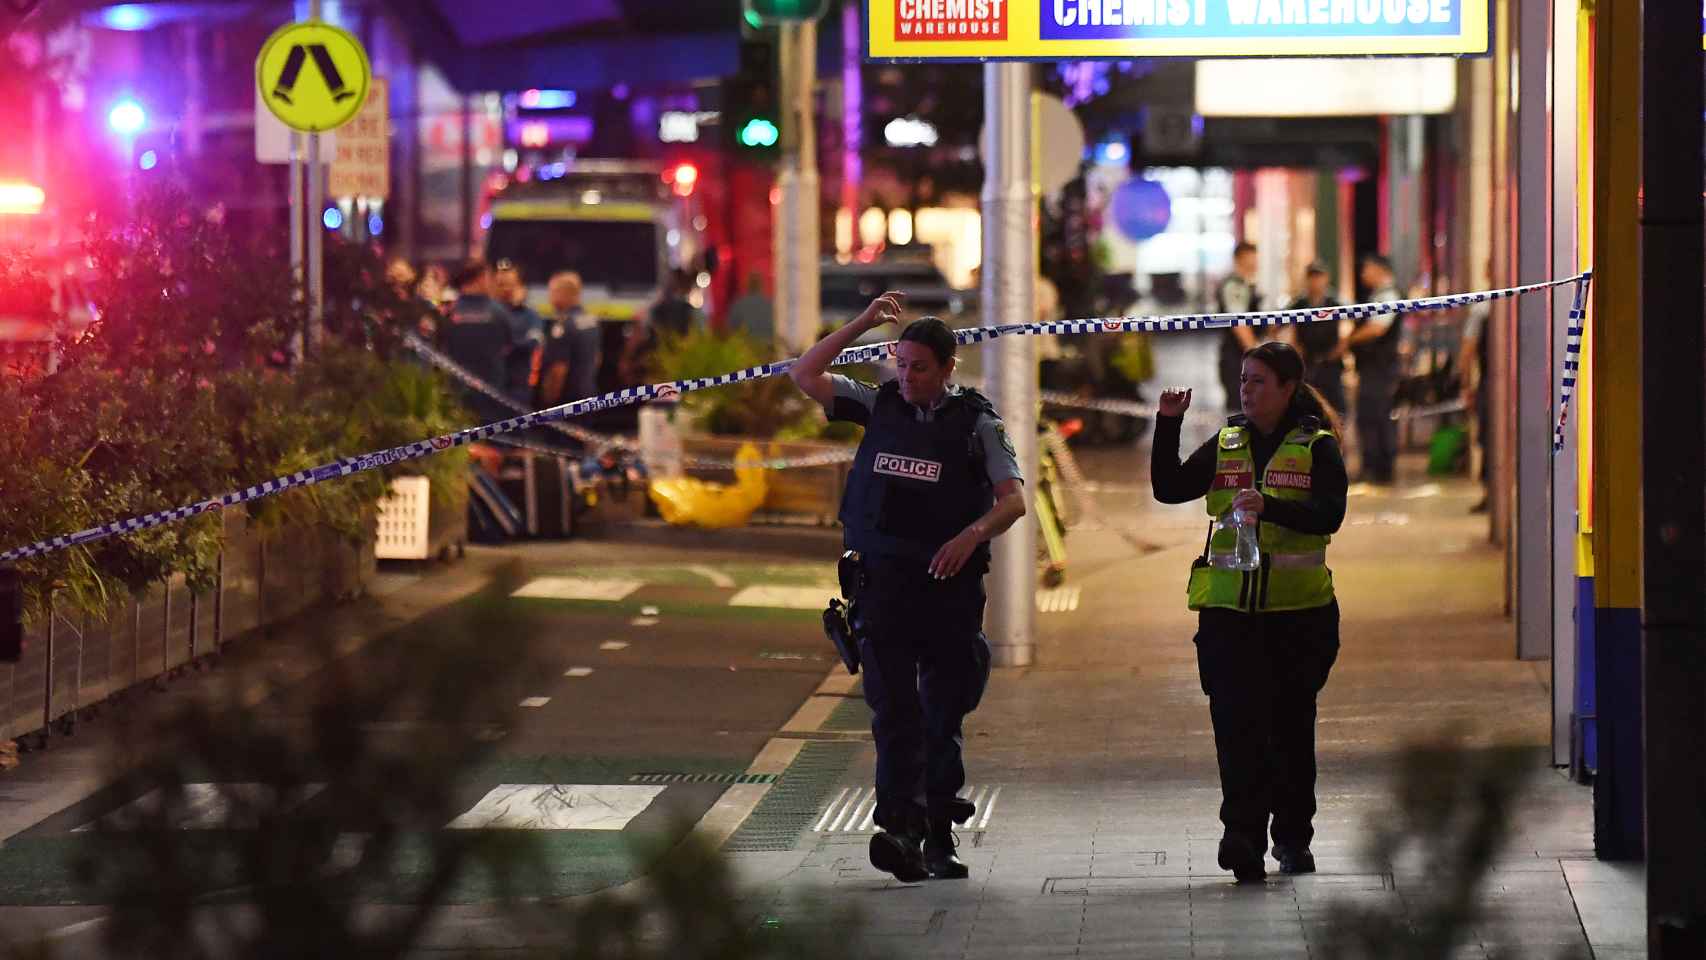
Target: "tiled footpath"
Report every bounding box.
[705,468,1646,960]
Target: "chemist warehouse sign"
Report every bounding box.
[866,0,1489,59]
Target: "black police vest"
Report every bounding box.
[839,382,996,564]
[1350,302,1402,377]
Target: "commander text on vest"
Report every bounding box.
[790,292,1027,884]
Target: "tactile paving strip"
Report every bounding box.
[723,741,863,852]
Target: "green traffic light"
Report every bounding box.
[739,118,780,148]
[743,0,827,22]
[743,8,763,28]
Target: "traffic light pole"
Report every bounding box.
[981,63,1037,668]
[773,18,819,350]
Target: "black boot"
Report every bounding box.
[869,816,929,883]
[1272,843,1316,875]
[1217,834,1267,884]
[925,818,969,879]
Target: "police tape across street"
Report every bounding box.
[0,272,1591,562]
[407,331,1174,464]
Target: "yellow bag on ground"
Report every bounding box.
[648,443,768,528]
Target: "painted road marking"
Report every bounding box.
[729,585,831,610]
[520,696,551,707]
[630,617,659,627]
[687,564,737,588]
[447,784,666,830]
[1402,483,1444,499]
[75,783,326,832]
[812,784,1000,833]
[564,667,594,678]
[640,605,660,616]
[513,577,643,602]
[1036,585,1081,613]
[599,641,629,651]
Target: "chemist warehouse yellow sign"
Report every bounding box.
[865,0,1490,59]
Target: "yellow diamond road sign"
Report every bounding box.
[255,20,371,134]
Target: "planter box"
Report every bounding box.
[679,435,853,525]
[375,476,469,560]
[1,505,390,748]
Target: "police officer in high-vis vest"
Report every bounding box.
[1150,340,1348,883]
[791,292,1027,883]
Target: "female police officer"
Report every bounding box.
[1150,340,1347,883]
[790,292,1027,883]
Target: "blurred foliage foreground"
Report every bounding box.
[0,186,469,621]
[3,573,871,960]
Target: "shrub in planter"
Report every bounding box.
[0,186,472,623]
[648,328,866,443]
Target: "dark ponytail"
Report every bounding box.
[1243,340,1343,439]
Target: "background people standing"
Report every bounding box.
[439,258,516,415]
[1216,242,1263,412]
[536,271,601,409]
[1339,253,1403,485]
[1286,262,1346,418]
[494,261,545,404]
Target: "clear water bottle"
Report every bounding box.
[1209,503,1262,571]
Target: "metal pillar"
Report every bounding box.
[1639,0,1706,951]
[288,133,305,362]
[774,18,820,351]
[981,63,1037,668]
[303,0,325,349]
[1513,0,1552,664]
[1488,0,1515,563]
[1385,115,1424,290]
[1547,1,1581,765]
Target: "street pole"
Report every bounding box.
[774,18,819,351]
[981,63,1037,668]
[1639,0,1706,952]
[289,130,304,362]
[305,0,324,350]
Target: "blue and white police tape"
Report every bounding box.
[1554,273,1591,452]
[403,334,630,451]
[1,273,1592,562]
[408,334,861,471]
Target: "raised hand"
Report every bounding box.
[855,291,906,331]
[1158,387,1192,418]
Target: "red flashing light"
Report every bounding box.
[667,163,699,198]
[0,181,46,216]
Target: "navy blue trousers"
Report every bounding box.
[857,556,991,832]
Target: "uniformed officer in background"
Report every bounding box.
[1149,340,1347,883]
[790,292,1027,883]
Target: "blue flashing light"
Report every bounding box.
[100,4,154,30]
[107,99,146,136]
[138,150,158,171]
[520,89,576,110]
[323,207,344,230]
[367,214,383,236]
[1094,139,1129,166]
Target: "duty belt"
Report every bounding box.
[1267,551,1327,569]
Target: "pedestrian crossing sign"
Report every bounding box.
[254,20,371,133]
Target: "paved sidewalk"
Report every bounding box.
[711,463,1646,959]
